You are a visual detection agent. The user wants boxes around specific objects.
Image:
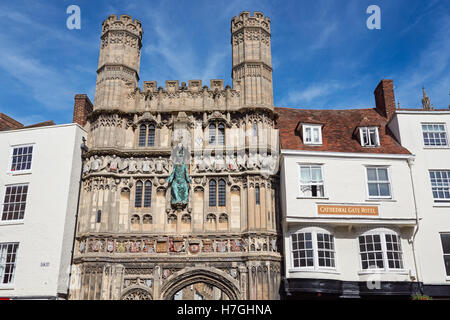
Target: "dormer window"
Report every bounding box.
[359,127,379,147]
[302,125,322,145]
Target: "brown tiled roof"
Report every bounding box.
[275,107,411,155]
[21,120,55,129]
[0,113,23,131]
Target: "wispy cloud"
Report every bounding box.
[278,82,347,107]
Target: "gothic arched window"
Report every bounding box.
[135,181,143,207]
[144,181,152,207]
[218,179,226,206]
[139,124,147,147]
[209,123,216,145]
[253,122,258,136]
[218,123,225,145]
[148,124,155,147]
[255,185,260,205]
[209,180,217,207]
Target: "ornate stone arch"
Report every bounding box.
[160,267,241,300]
[121,285,153,300]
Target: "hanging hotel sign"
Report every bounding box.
[317,205,378,216]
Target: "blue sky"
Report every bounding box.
[0,0,449,125]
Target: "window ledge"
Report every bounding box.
[0,220,24,226]
[7,170,32,176]
[296,196,329,200]
[358,269,408,276]
[288,268,339,275]
[433,202,450,207]
[0,285,14,290]
[365,199,396,202]
[423,146,450,149]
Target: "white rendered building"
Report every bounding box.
[388,90,450,297]
[0,122,86,299]
[277,80,421,299]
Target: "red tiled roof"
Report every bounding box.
[275,107,411,155]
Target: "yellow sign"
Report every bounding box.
[317,205,378,216]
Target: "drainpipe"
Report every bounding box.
[66,136,88,299]
[407,157,423,294]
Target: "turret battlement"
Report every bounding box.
[143,79,235,93]
[231,11,271,34]
[101,14,143,39]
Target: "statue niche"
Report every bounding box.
[166,144,192,209]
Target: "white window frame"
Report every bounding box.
[359,127,380,147]
[7,144,34,175]
[302,124,322,145]
[429,170,450,203]
[0,242,19,287]
[358,228,405,273]
[421,122,449,148]
[298,164,326,198]
[289,227,337,272]
[365,166,392,199]
[1,183,29,223]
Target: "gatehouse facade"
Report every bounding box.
[68,12,281,300]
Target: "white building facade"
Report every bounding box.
[389,105,450,297]
[277,80,422,299]
[0,123,86,299]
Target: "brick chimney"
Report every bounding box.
[73,94,93,127]
[374,79,396,119]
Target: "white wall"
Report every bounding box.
[0,124,86,299]
[280,151,417,283]
[390,111,450,285]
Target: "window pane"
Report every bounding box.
[209,123,216,145]
[209,180,217,207]
[135,181,143,207]
[139,125,146,147]
[441,234,450,254]
[300,167,311,183]
[377,168,388,181]
[367,168,377,181]
[218,179,226,206]
[144,181,152,207]
[378,183,390,196]
[147,125,155,147]
[368,183,378,196]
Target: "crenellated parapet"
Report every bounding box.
[138,79,244,112]
[101,14,143,39]
[231,11,271,34]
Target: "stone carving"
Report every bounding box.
[216,240,228,253]
[109,155,119,172]
[202,239,214,253]
[169,238,185,253]
[141,157,153,173]
[154,156,168,173]
[79,240,86,253]
[142,240,155,253]
[122,289,152,300]
[213,154,225,172]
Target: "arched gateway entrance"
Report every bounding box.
[160,267,241,300]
